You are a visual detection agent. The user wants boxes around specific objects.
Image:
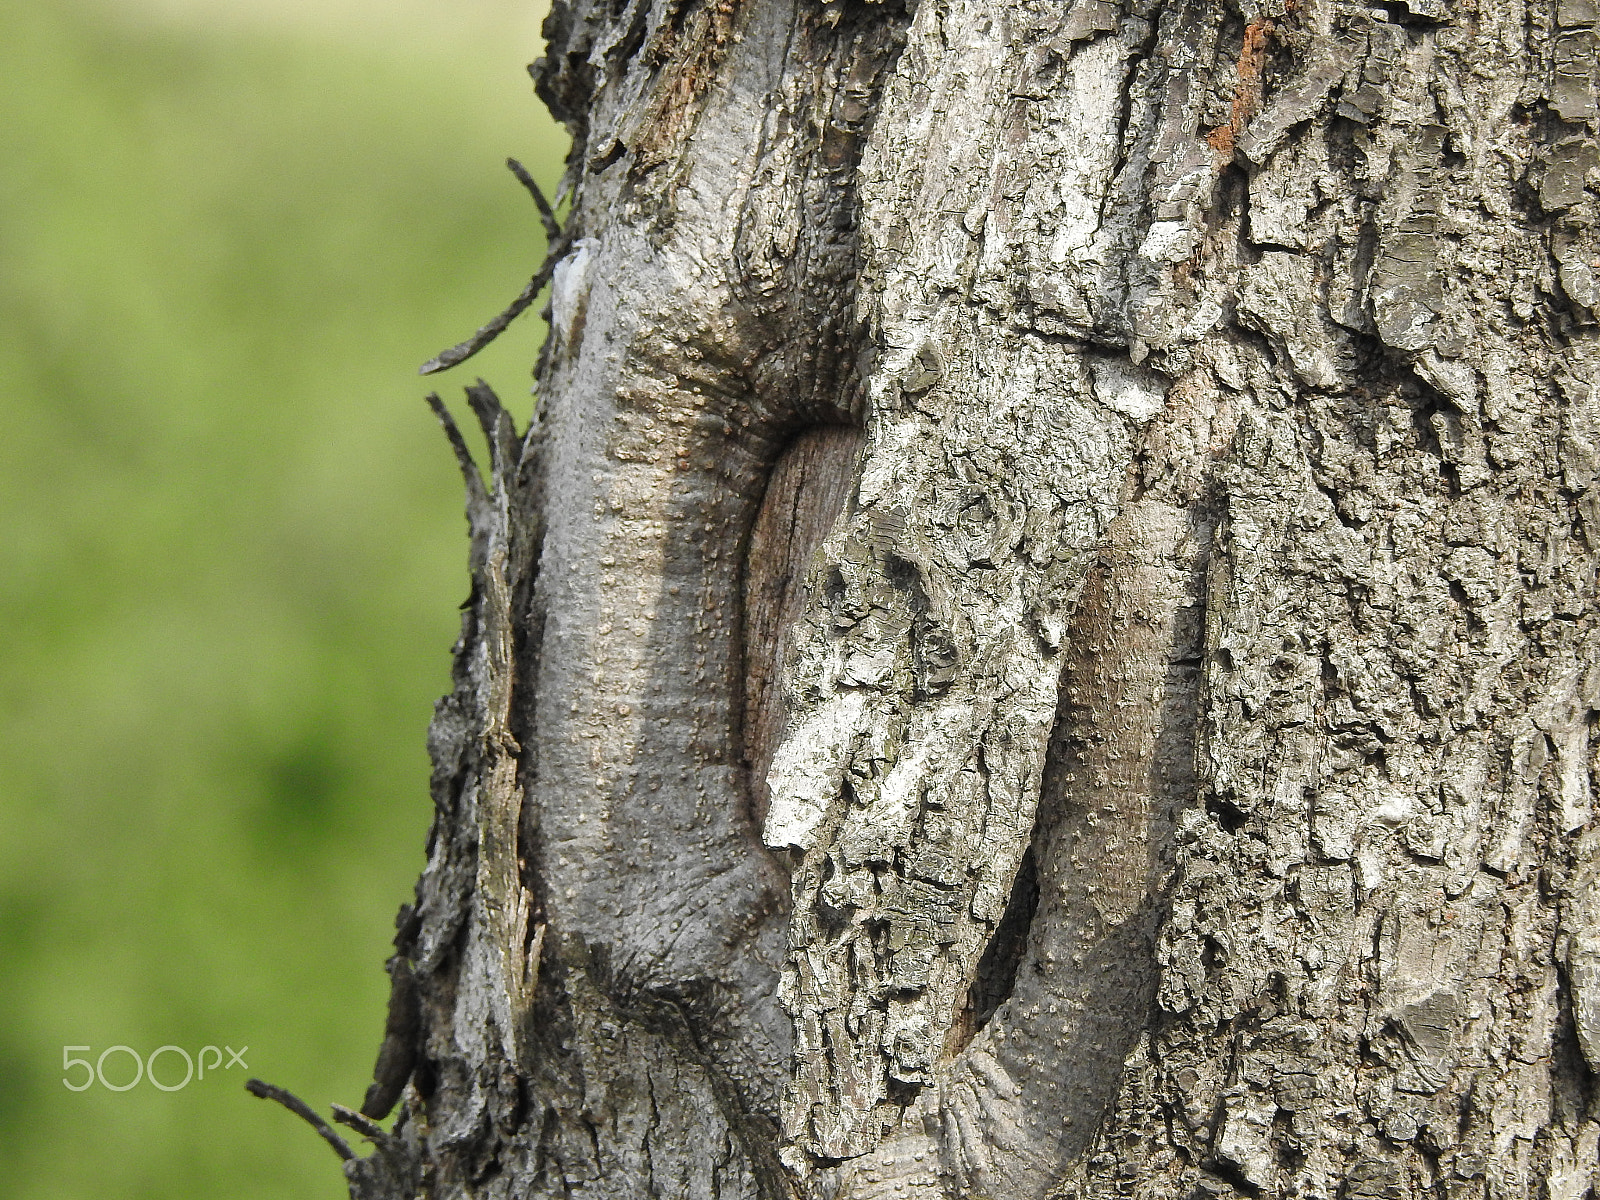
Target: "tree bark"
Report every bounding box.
[346,0,1600,1196]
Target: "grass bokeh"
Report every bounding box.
[0,1,565,1194]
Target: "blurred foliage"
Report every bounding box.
[0,0,564,1195]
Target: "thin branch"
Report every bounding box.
[331,1103,389,1142]
[465,378,523,477]
[507,157,563,243]
[424,392,489,508]
[418,251,560,376]
[418,158,570,376]
[246,1078,355,1162]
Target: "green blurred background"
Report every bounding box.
[0,0,564,1194]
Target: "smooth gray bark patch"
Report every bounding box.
[349,0,1600,1196]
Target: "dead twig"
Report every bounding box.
[245,1078,355,1162]
[419,160,570,376]
[506,157,563,242]
[332,1103,390,1142]
[425,391,490,505]
[419,257,560,376]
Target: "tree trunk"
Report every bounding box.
[345,0,1600,1196]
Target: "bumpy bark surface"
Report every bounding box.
[347,0,1600,1197]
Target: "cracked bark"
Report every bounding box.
[344,0,1600,1197]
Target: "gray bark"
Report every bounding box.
[345,0,1600,1196]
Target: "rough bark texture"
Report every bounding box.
[347,0,1600,1197]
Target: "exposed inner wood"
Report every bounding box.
[743,425,866,830]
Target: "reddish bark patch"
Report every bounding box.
[1208,19,1274,162]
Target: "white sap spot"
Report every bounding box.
[763,691,867,849]
[550,238,599,345]
[856,418,920,508]
[1372,792,1413,826]
[1089,356,1168,421]
[874,701,972,821]
[1138,220,1196,263]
